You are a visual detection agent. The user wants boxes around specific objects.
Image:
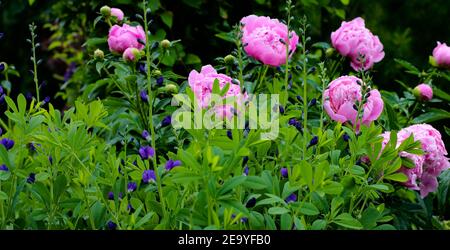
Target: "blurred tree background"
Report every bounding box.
[1,0,449,105]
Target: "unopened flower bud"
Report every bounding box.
[161,39,171,49]
[325,48,335,58]
[224,54,236,65]
[413,83,433,101]
[122,48,141,63]
[164,84,178,94]
[94,49,104,60]
[100,5,111,17]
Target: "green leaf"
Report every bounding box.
[184,54,201,65]
[321,181,343,195]
[36,173,50,182]
[350,165,365,176]
[298,202,320,216]
[218,176,246,195]
[53,175,67,202]
[280,214,293,230]
[374,224,396,230]
[0,191,8,200]
[28,0,35,5]
[311,219,327,230]
[340,0,350,5]
[161,11,173,28]
[433,87,450,101]
[268,207,290,215]
[333,213,363,229]
[394,58,419,75]
[369,184,390,192]
[243,176,268,190]
[413,108,450,123]
[360,207,380,229]
[385,172,408,182]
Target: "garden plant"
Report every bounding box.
[0,0,449,230]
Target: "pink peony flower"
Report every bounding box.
[413,83,433,101]
[108,24,146,54]
[381,124,450,197]
[323,75,384,127]
[240,15,299,67]
[111,8,124,22]
[188,65,247,119]
[331,17,384,71]
[432,41,450,69]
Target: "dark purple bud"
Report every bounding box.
[1,138,14,150]
[227,130,233,140]
[352,104,358,111]
[0,94,5,105]
[127,182,137,192]
[0,127,2,136]
[27,173,36,184]
[231,79,239,85]
[242,156,249,166]
[142,169,156,183]
[246,197,256,208]
[28,142,36,151]
[140,90,148,102]
[39,81,47,89]
[0,164,8,172]
[107,221,117,230]
[165,159,181,171]
[285,193,297,203]
[279,38,286,44]
[280,168,288,178]
[118,192,123,199]
[308,136,318,148]
[276,66,282,72]
[43,96,50,104]
[240,217,248,223]
[161,115,172,127]
[365,92,371,98]
[288,74,292,81]
[288,80,293,90]
[139,63,147,74]
[48,156,53,165]
[0,86,3,95]
[343,133,350,142]
[0,33,3,39]
[142,130,150,140]
[296,95,303,102]
[288,118,298,126]
[156,76,164,86]
[107,191,114,200]
[243,166,249,176]
[308,98,317,107]
[139,146,155,160]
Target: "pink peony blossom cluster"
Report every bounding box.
[323,75,384,127]
[240,15,299,67]
[381,124,450,197]
[331,17,384,71]
[188,65,247,119]
[432,41,450,69]
[108,24,146,54]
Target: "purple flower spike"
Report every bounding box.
[280,168,288,178]
[285,193,297,203]
[127,182,137,192]
[0,138,14,150]
[0,164,8,171]
[165,159,181,171]
[139,146,155,160]
[142,169,156,184]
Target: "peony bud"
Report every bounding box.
[100,5,111,17]
[110,8,124,22]
[161,39,171,49]
[164,84,178,94]
[122,48,141,63]
[153,70,162,77]
[413,83,433,101]
[224,54,236,65]
[325,48,335,58]
[94,49,104,60]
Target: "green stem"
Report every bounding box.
[143,0,167,225]
[30,25,40,103]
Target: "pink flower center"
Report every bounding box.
[249,27,285,54]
